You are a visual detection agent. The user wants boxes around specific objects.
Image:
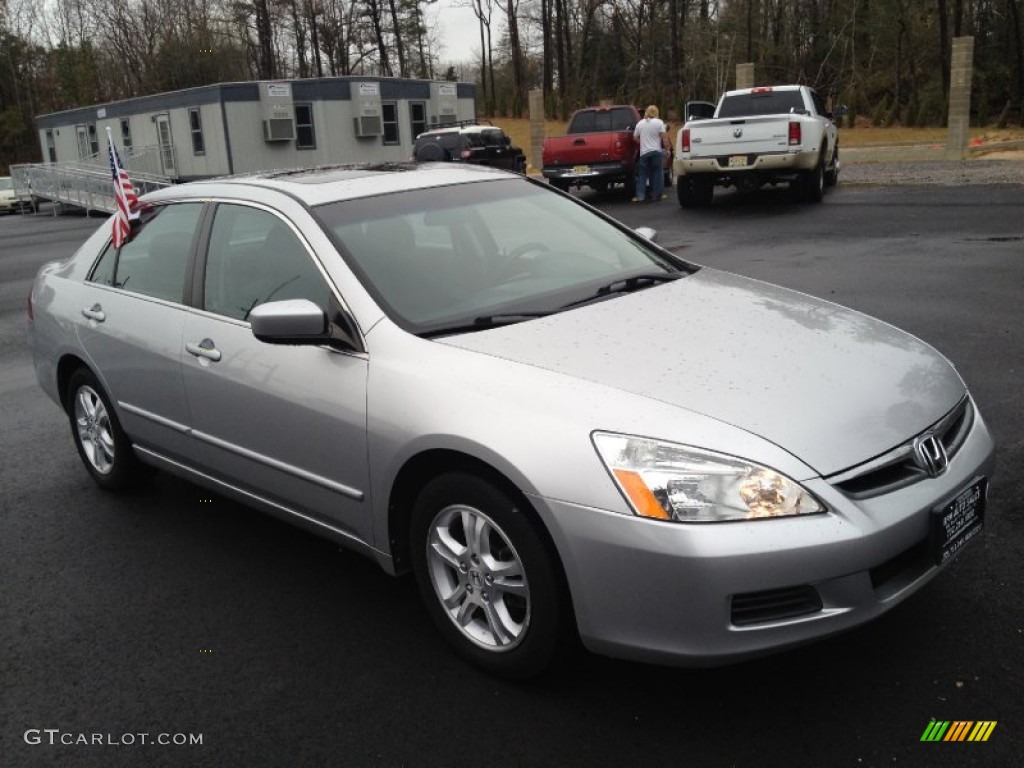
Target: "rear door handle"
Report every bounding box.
[186,339,222,362]
[573,138,586,145]
[81,303,105,322]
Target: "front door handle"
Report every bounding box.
[81,303,105,322]
[186,339,222,362]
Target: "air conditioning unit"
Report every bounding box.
[354,115,383,137]
[263,118,295,141]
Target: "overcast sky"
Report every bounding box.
[430,2,497,66]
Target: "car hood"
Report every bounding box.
[441,269,966,476]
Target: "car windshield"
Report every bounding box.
[315,178,692,336]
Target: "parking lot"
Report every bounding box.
[1,182,1022,767]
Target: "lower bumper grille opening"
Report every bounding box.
[731,585,823,627]
[870,538,931,592]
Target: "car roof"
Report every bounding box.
[141,163,517,208]
[418,123,502,137]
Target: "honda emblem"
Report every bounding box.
[913,435,948,477]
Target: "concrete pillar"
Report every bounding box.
[945,37,975,160]
[528,89,545,175]
[736,63,755,90]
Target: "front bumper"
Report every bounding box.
[531,405,995,666]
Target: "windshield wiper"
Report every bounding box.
[419,312,551,339]
[561,272,683,310]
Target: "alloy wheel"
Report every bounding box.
[74,385,115,475]
[425,503,531,651]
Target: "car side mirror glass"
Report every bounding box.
[250,299,329,345]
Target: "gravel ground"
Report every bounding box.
[841,155,1024,185]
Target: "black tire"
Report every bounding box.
[415,142,447,162]
[410,471,569,679]
[677,176,713,207]
[66,368,145,490]
[824,145,840,187]
[800,155,826,203]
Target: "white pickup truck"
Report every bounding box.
[673,85,839,206]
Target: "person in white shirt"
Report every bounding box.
[632,105,669,202]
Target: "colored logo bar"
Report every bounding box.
[920,721,997,742]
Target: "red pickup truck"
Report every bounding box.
[542,105,671,195]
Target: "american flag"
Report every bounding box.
[107,128,138,248]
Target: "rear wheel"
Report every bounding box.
[824,145,840,187]
[677,175,714,207]
[799,155,826,203]
[411,472,568,678]
[66,368,145,490]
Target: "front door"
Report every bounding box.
[155,114,177,177]
[180,203,372,543]
[75,125,90,160]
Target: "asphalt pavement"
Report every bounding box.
[1,185,1021,768]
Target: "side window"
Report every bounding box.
[382,102,399,145]
[410,102,427,139]
[203,205,331,322]
[89,203,203,303]
[189,108,205,154]
[295,103,316,149]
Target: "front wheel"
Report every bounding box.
[410,472,568,678]
[66,368,145,490]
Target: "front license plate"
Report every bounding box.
[930,477,987,565]
[572,165,591,175]
[728,155,747,167]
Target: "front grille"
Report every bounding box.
[731,585,823,626]
[829,398,973,499]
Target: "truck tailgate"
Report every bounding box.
[690,116,793,157]
[544,132,628,166]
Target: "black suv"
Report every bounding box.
[412,122,526,173]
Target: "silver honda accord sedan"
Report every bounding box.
[28,164,994,677]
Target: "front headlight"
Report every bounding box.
[592,432,824,523]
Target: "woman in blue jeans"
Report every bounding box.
[633,105,669,202]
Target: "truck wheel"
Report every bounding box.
[800,156,825,203]
[677,176,713,208]
[824,146,840,187]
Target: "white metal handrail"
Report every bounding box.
[10,157,173,216]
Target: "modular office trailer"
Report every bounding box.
[34,77,476,180]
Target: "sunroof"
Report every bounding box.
[265,163,418,184]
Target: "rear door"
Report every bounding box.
[76,202,205,459]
